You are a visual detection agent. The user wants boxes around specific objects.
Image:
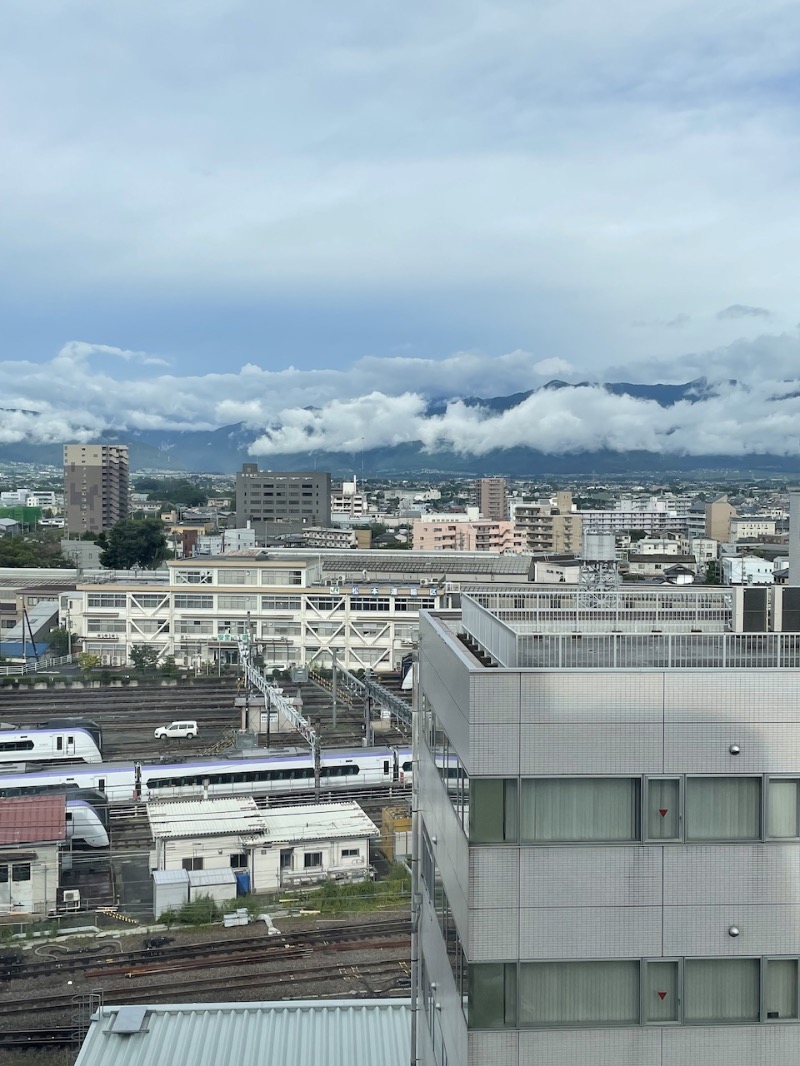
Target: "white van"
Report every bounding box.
[154,721,199,740]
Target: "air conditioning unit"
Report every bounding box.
[63,889,80,911]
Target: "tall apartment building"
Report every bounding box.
[415,583,800,1065]
[63,444,129,534]
[475,478,508,521]
[235,466,331,531]
[513,491,581,553]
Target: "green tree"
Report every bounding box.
[96,518,170,570]
[130,644,160,672]
[159,654,180,679]
[0,536,70,568]
[705,560,722,585]
[133,477,210,508]
[48,627,72,655]
[78,652,101,672]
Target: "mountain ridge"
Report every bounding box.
[2,378,797,477]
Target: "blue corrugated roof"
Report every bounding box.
[75,1000,412,1066]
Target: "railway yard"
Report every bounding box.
[0,672,414,1064]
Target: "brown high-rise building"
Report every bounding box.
[64,444,129,534]
[475,477,508,521]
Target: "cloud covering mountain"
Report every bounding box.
[3,331,800,465]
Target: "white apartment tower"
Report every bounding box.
[414,583,800,1066]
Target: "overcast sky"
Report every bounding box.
[2,1,800,456]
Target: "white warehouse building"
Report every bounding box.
[60,551,534,673]
[148,797,379,911]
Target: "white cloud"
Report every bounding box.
[4,333,800,459]
[532,357,575,378]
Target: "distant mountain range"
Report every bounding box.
[2,379,800,478]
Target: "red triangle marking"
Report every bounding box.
[657,991,667,1000]
[659,809,668,817]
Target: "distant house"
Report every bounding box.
[662,564,696,586]
[626,553,698,579]
[0,517,20,537]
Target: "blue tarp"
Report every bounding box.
[0,641,52,659]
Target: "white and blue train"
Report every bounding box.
[0,719,103,766]
[66,798,110,848]
[0,746,413,806]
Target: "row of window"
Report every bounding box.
[174,569,304,586]
[470,775,800,844]
[0,739,34,752]
[146,763,362,790]
[0,863,31,883]
[421,828,468,1015]
[470,957,800,1029]
[424,703,800,846]
[423,702,469,834]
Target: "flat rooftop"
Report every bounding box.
[456,587,800,671]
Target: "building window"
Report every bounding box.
[181,857,204,871]
[469,964,517,1028]
[520,778,640,843]
[174,569,213,584]
[220,569,255,585]
[768,779,800,838]
[174,594,214,610]
[685,777,761,841]
[469,780,518,843]
[765,959,798,1020]
[280,849,293,870]
[229,853,248,870]
[684,959,759,1023]
[87,593,127,608]
[518,961,640,1026]
[646,778,681,840]
[644,960,680,1023]
[341,848,360,858]
[304,852,322,868]
[0,865,7,883]
[11,863,31,882]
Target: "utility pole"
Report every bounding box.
[331,648,337,730]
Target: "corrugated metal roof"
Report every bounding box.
[147,798,267,840]
[152,869,189,885]
[187,868,236,887]
[263,802,379,844]
[75,1000,412,1066]
[0,795,66,845]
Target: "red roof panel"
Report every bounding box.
[0,795,66,845]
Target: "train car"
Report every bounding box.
[0,725,103,766]
[36,718,103,757]
[0,745,414,805]
[66,799,109,848]
[0,780,109,828]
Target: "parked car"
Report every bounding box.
[154,721,199,740]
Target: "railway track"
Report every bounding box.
[4,918,411,985]
[0,925,413,1023]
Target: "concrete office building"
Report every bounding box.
[475,478,509,522]
[64,444,129,534]
[235,465,332,534]
[415,583,800,1065]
